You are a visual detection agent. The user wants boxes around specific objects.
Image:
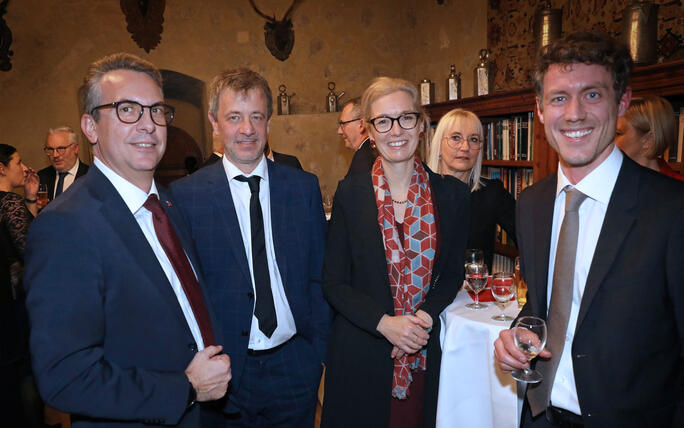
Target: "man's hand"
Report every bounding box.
[494,329,551,371]
[377,314,430,358]
[185,345,231,402]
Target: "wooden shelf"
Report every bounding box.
[483,160,534,168]
[425,59,684,183]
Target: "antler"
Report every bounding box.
[248,0,275,22]
[283,0,300,20]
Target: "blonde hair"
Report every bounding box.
[623,96,676,158]
[360,77,430,155]
[427,108,484,192]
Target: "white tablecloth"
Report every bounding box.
[436,288,522,428]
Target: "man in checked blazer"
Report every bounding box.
[171,67,329,427]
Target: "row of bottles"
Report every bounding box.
[419,50,491,106]
[277,82,345,115]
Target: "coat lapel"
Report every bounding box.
[88,169,192,334]
[208,163,253,285]
[530,175,557,316]
[576,159,638,329]
[267,161,290,287]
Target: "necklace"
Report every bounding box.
[392,199,407,204]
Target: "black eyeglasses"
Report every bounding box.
[444,134,483,149]
[338,117,361,127]
[43,144,75,155]
[90,100,175,126]
[368,112,420,133]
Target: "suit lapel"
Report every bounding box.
[88,169,192,334]
[351,173,390,281]
[268,161,290,287]
[530,176,557,315]
[208,163,253,285]
[577,159,638,329]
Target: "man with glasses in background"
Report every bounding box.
[338,97,376,177]
[38,126,89,205]
[25,52,230,427]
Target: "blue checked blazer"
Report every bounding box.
[170,159,330,409]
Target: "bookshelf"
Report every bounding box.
[424,59,684,260]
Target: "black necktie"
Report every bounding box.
[234,175,277,338]
[55,172,68,197]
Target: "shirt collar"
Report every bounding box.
[222,154,269,184]
[93,157,159,215]
[62,159,80,176]
[555,144,623,205]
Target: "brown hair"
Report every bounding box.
[208,68,273,119]
[534,32,633,104]
[0,144,17,166]
[624,96,676,158]
[80,53,163,120]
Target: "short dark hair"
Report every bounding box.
[0,144,17,166]
[80,53,163,120]
[208,68,273,119]
[534,32,633,104]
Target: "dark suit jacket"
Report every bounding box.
[37,161,89,201]
[25,166,214,427]
[321,166,470,428]
[345,138,377,177]
[170,159,329,411]
[516,155,684,428]
[272,150,303,170]
[469,177,516,270]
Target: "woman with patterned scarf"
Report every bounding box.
[321,77,470,428]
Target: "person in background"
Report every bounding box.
[615,95,684,181]
[38,126,89,205]
[321,77,469,428]
[0,143,41,427]
[427,108,516,271]
[264,142,303,170]
[339,97,377,176]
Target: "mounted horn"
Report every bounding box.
[248,0,299,61]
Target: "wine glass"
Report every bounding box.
[37,184,49,207]
[465,263,488,309]
[511,316,547,383]
[464,249,484,268]
[491,272,515,321]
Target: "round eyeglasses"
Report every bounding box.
[444,134,483,149]
[90,100,175,126]
[368,112,420,133]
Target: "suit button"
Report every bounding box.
[241,330,248,336]
[247,292,254,299]
[188,343,197,351]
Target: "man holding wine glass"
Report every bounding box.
[494,32,684,428]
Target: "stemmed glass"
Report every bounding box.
[465,263,488,309]
[464,249,484,267]
[491,272,515,321]
[511,316,547,383]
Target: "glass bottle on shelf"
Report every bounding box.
[446,65,462,101]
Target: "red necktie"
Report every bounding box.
[144,194,215,346]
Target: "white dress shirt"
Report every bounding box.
[222,155,296,350]
[546,145,623,414]
[93,157,205,350]
[52,159,81,198]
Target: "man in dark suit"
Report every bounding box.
[494,32,684,428]
[265,142,303,170]
[171,68,329,427]
[339,97,376,176]
[38,126,89,205]
[25,52,231,428]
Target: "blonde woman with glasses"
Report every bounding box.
[427,108,516,271]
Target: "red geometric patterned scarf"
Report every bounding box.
[371,156,437,399]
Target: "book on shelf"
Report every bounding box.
[483,113,534,161]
